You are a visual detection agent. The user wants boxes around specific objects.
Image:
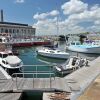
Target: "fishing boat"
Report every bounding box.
[11,38,51,47]
[54,56,88,75]
[0,35,52,47]
[37,47,70,59]
[67,40,100,54]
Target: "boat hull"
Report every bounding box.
[12,41,51,47]
[55,68,74,75]
[2,66,22,75]
[67,45,100,54]
[37,51,69,59]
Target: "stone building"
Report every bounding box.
[0,10,35,38]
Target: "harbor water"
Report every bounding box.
[17,41,99,77]
[16,41,99,100]
[18,41,99,66]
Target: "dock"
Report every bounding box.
[0,68,22,100]
[0,57,100,100]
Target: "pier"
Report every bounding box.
[0,57,100,100]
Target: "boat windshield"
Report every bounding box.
[50,51,54,53]
[76,42,80,45]
[9,53,13,56]
[2,54,8,58]
[71,43,75,45]
[64,58,70,65]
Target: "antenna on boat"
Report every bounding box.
[76,52,79,57]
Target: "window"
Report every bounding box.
[9,29,12,33]
[2,54,8,58]
[76,43,80,45]
[0,39,2,42]
[0,54,2,57]
[50,51,54,53]
[17,29,19,33]
[9,53,13,55]
[1,28,4,33]
[5,29,8,33]
[71,43,75,45]
[2,60,6,64]
[13,29,15,33]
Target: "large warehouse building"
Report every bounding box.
[0,10,35,38]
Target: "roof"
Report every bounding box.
[0,22,28,26]
[5,56,21,64]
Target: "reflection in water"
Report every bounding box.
[37,55,66,64]
[16,41,99,72]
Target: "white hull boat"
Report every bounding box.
[67,40,100,54]
[0,49,23,75]
[37,48,70,59]
[68,45,100,54]
[54,56,88,74]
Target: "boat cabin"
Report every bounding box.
[0,51,13,58]
[0,36,8,43]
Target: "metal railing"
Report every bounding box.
[11,64,55,90]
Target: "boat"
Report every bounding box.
[67,40,100,54]
[0,35,52,47]
[0,36,19,55]
[0,43,23,75]
[0,50,23,75]
[43,41,58,48]
[11,38,51,47]
[54,56,88,75]
[37,47,70,59]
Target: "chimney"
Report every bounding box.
[0,9,4,22]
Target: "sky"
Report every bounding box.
[0,0,100,35]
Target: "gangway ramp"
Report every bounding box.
[11,73,71,92]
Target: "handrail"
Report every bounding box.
[19,64,54,73]
[11,72,55,90]
[11,64,56,90]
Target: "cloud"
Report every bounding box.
[50,10,59,16]
[33,17,58,35]
[33,10,59,20]
[15,0,24,3]
[33,0,100,35]
[61,0,88,15]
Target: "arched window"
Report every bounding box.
[13,29,15,33]
[5,29,8,33]
[9,29,12,33]
[1,28,4,33]
[17,29,19,33]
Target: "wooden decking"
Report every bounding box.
[0,93,22,100]
[0,56,100,100]
[0,77,71,92]
[0,70,22,100]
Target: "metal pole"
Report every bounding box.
[50,66,51,88]
[23,66,24,78]
[36,65,37,78]
[33,73,34,88]
[77,52,78,57]
[16,74,18,90]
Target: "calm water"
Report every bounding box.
[18,41,99,66]
[16,41,99,77]
[16,41,99,100]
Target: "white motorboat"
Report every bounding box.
[37,48,70,59]
[54,56,88,75]
[67,40,100,54]
[0,50,23,75]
